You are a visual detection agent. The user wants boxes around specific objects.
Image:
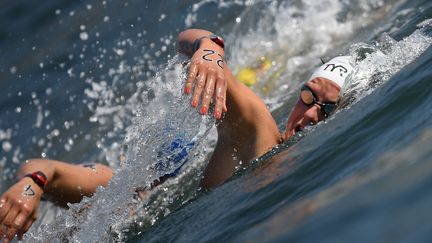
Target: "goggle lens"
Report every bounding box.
[300,85,338,117]
[300,90,314,105]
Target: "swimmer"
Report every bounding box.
[0,28,352,242]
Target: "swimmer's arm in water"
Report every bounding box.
[200,67,281,188]
[15,159,113,206]
[177,29,227,119]
[0,159,112,242]
[177,29,280,188]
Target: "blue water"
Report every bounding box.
[0,0,432,242]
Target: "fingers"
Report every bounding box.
[185,52,227,119]
[0,198,8,241]
[214,75,226,119]
[4,225,18,243]
[17,215,35,240]
[0,224,7,242]
[191,72,206,108]
[1,206,19,242]
[0,199,34,242]
[0,199,11,221]
[223,79,228,112]
[2,205,18,228]
[200,73,216,115]
[185,62,198,94]
[13,211,28,230]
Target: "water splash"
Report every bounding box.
[26,56,215,242]
[7,0,431,242]
[227,0,397,110]
[342,24,432,104]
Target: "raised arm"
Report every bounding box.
[177,29,280,189]
[177,29,227,119]
[0,159,112,242]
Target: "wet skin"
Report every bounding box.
[0,29,344,242]
[284,77,341,140]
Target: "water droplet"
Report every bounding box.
[2,141,12,152]
[114,48,125,56]
[51,129,60,137]
[80,32,89,41]
[10,66,17,74]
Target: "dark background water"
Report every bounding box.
[0,0,432,242]
[0,0,245,187]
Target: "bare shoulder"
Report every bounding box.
[200,67,281,189]
[222,67,280,148]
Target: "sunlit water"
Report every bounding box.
[0,0,431,242]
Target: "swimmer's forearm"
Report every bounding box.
[17,159,56,194]
[176,28,216,57]
[17,159,113,207]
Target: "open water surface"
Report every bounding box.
[0,0,432,242]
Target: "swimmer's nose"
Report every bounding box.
[303,108,319,126]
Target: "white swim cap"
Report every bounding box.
[309,56,353,88]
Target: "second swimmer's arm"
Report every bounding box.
[0,159,113,241]
[16,159,113,207]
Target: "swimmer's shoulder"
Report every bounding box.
[222,69,280,152]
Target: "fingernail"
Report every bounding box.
[200,106,208,114]
[185,86,191,94]
[215,111,221,119]
[192,100,198,107]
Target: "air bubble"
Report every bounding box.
[10,66,17,74]
[80,32,89,41]
[114,48,125,56]
[2,141,12,152]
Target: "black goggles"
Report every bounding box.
[300,85,338,118]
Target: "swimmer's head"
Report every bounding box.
[283,56,353,140]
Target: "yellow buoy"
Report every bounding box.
[235,57,272,87]
[236,68,257,86]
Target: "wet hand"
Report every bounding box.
[0,178,42,242]
[185,43,227,119]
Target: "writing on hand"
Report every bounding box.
[202,49,224,69]
[22,185,35,197]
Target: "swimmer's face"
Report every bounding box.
[283,77,341,140]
